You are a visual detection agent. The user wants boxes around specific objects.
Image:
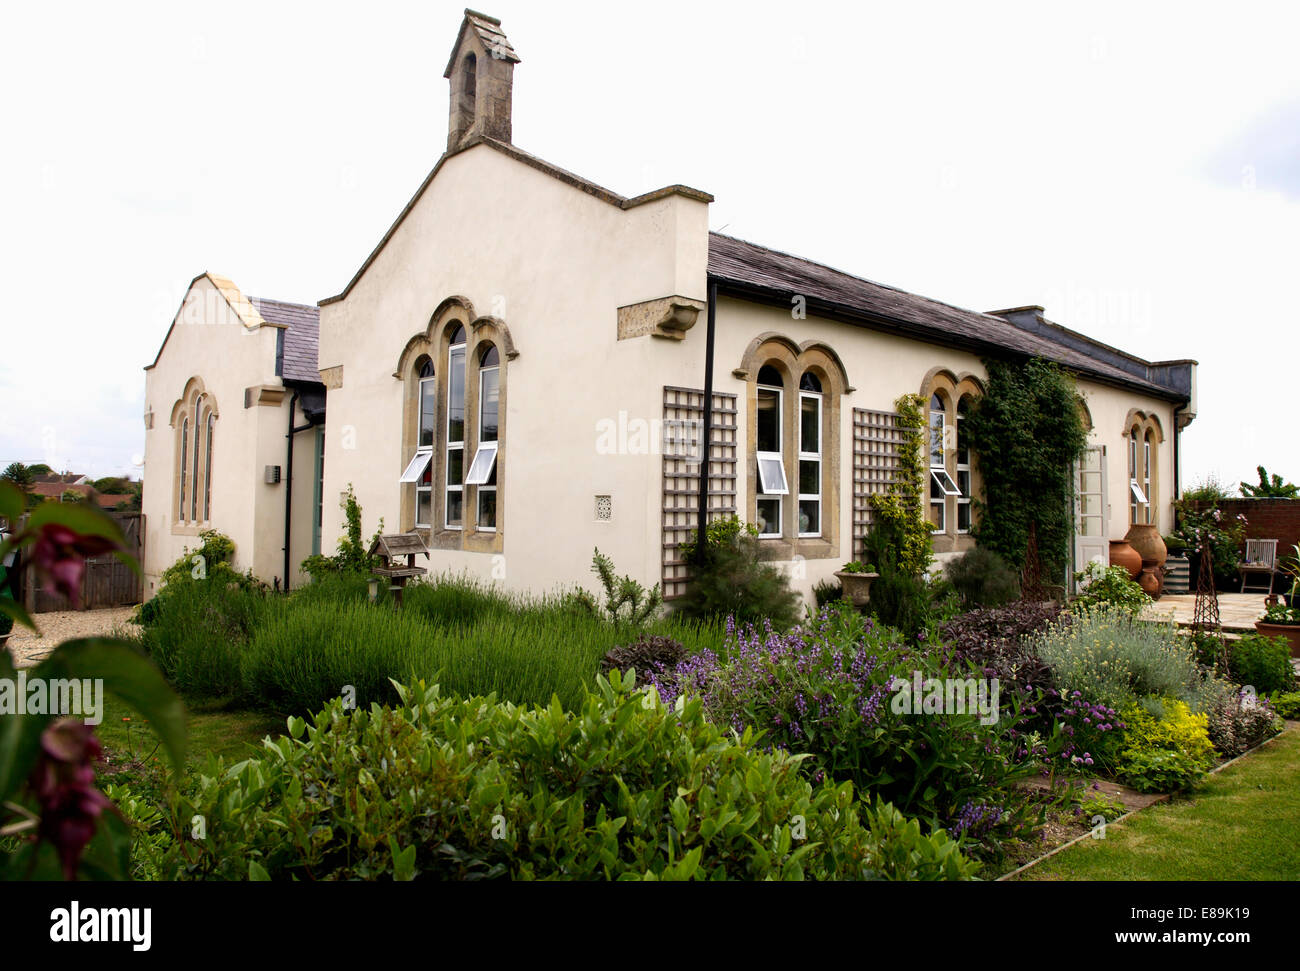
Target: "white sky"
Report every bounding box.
[1,0,1296,493]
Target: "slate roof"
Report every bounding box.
[251,297,322,385]
[707,233,1191,400]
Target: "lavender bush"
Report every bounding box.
[648,604,1053,849]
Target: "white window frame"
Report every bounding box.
[400,451,433,483]
[204,412,214,522]
[955,404,971,534]
[466,442,498,486]
[797,390,821,538]
[474,360,500,531]
[1142,436,1152,525]
[929,401,948,532]
[178,417,189,522]
[445,336,467,530]
[755,382,785,537]
[1130,480,1149,505]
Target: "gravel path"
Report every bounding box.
[4,607,139,669]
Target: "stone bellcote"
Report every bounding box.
[445,9,520,152]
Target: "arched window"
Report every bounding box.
[178,418,189,522]
[755,364,786,538]
[400,358,437,527]
[468,343,500,530]
[798,372,822,537]
[921,371,982,545]
[445,325,467,529]
[204,412,215,522]
[463,53,477,115]
[190,401,202,522]
[955,397,972,533]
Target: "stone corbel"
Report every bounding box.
[617,295,706,341]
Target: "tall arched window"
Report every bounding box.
[178,418,189,522]
[190,400,202,522]
[1127,427,1147,524]
[445,325,467,528]
[928,393,959,531]
[468,343,500,530]
[755,364,786,538]
[798,372,822,537]
[204,412,214,522]
[955,397,972,533]
[400,358,437,526]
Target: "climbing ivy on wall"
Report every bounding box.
[868,393,934,578]
[964,358,1088,582]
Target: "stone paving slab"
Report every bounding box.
[1140,593,1268,632]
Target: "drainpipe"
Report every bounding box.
[694,280,718,565]
[1172,401,1185,501]
[284,392,314,592]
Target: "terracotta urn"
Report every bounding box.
[1255,621,1300,659]
[1109,540,1142,580]
[1137,567,1162,599]
[1125,523,1167,570]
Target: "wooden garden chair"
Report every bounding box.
[1239,538,1278,594]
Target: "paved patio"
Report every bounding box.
[1140,593,1269,633]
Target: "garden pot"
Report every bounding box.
[1124,523,1167,570]
[1254,621,1300,659]
[1109,540,1143,580]
[1137,567,1162,599]
[834,571,879,608]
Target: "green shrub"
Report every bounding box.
[944,547,1021,609]
[164,676,977,880]
[672,517,800,631]
[1033,606,1214,712]
[812,578,845,610]
[1228,634,1296,694]
[1070,562,1152,616]
[1116,698,1217,793]
[861,518,936,638]
[565,548,663,629]
[1200,680,1284,757]
[136,579,270,699]
[1268,691,1300,719]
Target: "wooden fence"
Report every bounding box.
[15,511,144,613]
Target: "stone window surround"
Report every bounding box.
[920,368,983,556]
[167,376,219,537]
[736,333,850,562]
[1124,409,1164,529]
[395,295,516,555]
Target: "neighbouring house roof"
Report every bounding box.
[32,473,89,485]
[146,274,322,388]
[707,233,1194,402]
[251,297,322,385]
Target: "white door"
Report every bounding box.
[1072,446,1109,588]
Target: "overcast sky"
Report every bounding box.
[2,0,1296,494]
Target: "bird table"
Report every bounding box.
[368,533,430,608]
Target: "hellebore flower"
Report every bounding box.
[29,524,120,609]
[27,719,115,880]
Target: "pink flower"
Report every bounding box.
[29,524,120,609]
[28,719,114,880]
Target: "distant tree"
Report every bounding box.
[1240,465,1299,499]
[26,463,52,477]
[1,462,34,492]
[60,489,86,504]
[92,476,134,494]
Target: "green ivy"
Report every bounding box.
[868,394,933,579]
[964,358,1088,583]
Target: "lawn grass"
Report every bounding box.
[1019,724,1300,880]
[95,692,285,772]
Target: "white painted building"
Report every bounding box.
[143,11,1196,604]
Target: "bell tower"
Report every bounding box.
[445,10,520,152]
